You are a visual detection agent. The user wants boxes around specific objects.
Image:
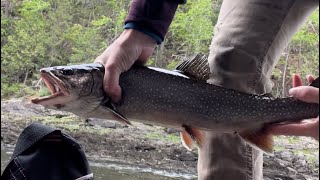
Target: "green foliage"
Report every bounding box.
[37,86,51,97]
[1,0,50,85]
[146,132,180,143]
[19,0,50,16]
[166,60,180,70]
[170,0,215,53]
[0,82,34,98]
[91,15,112,27]
[271,8,319,96]
[289,8,319,78]
[64,23,105,63]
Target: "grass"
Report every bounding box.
[145,132,181,144]
[36,86,51,97]
[32,115,110,134]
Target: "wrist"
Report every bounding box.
[122,29,157,47]
[124,22,162,44]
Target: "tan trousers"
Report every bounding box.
[198,0,319,180]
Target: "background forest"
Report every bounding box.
[1,0,319,98]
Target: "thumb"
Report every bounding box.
[289,86,319,104]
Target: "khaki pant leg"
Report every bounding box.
[198,0,318,180]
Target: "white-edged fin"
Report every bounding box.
[180,131,194,151]
[106,107,132,125]
[180,125,204,151]
[239,131,274,155]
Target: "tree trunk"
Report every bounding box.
[282,45,290,97]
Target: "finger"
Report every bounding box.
[289,86,319,104]
[307,75,315,84]
[268,122,314,137]
[292,74,302,87]
[103,64,122,103]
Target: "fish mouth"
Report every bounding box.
[31,71,70,105]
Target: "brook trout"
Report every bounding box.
[31,55,319,154]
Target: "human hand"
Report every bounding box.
[95,29,157,102]
[268,74,319,141]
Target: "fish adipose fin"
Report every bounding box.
[180,125,204,151]
[239,131,274,155]
[174,53,210,81]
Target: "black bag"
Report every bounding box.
[1,122,93,180]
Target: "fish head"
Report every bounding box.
[31,63,107,116]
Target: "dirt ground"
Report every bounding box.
[1,99,319,179]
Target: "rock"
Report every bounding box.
[85,118,122,129]
[279,151,294,162]
[134,145,156,152]
[276,159,292,167]
[287,167,298,177]
[177,151,197,162]
[293,155,309,173]
[169,149,197,161]
[164,128,179,134]
[2,99,47,116]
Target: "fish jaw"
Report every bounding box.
[31,70,74,108]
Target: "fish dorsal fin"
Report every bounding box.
[180,125,204,151]
[239,130,274,155]
[309,77,319,88]
[174,53,210,81]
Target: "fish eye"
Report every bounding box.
[60,69,74,76]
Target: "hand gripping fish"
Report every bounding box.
[31,54,319,154]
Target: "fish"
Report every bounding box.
[31,54,319,154]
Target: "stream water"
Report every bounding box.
[1,145,197,180]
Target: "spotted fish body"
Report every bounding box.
[118,65,318,132]
[31,55,319,154]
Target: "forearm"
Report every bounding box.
[125,0,185,44]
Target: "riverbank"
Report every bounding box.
[1,99,319,179]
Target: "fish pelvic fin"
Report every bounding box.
[174,53,210,81]
[309,77,319,88]
[180,131,194,151]
[180,125,204,151]
[239,130,274,155]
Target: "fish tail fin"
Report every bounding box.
[239,130,274,155]
[180,126,204,151]
[309,77,319,88]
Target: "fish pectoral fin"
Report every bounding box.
[239,131,274,155]
[105,107,132,125]
[180,126,204,151]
